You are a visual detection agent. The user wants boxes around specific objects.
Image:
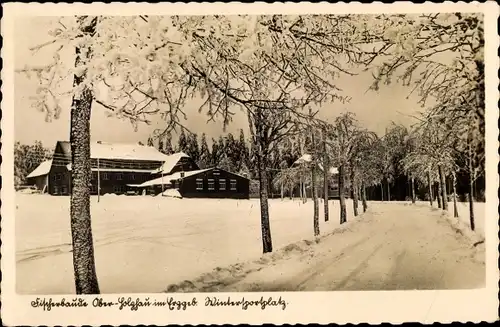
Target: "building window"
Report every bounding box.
[219,179,226,191]
[54,174,62,181]
[213,170,220,176]
[102,173,109,180]
[208,179,215,191]
[62,186,68,194]
[113,185,123,193]
[53,186,59,194]
[129,174,136,181]
[90,185,96,193]
[116,173,123,180]
[196,179,203,190]
[230,179,237,191]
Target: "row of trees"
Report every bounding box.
[20,13,485,294]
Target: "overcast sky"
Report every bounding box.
[14,16,424,147]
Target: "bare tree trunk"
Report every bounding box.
[311,163,320,236]
[351,168,359,217]
[361,181,368,213]
[427,170,433,206]
[257,150,273,253]
[386,179,391,202]
[323,140,329,222]
[438,165,448,211]
[69,16,100,295]
[280,180,284,201]
[339,165,347,224]
[411,176,416,204]
[323,171,329,222]
[302,179,307,203]
[452,173,459,218]
[380,183,384,201]
[468,177,475,231]
[299,178,303,201]
[436,182,442,209]
[468,139,476,230]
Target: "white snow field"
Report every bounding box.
[15,194,485,294]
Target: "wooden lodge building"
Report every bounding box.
[26,141,250,199]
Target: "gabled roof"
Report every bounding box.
[56,141,169,162]
[293,154,338,174]
[27,160,52,178]
[152,152,190,174]
[132,167,250,188]
[134,168,211,187]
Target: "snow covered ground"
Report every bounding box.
[15,194,486,294]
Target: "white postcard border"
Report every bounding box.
[1,2,498,325]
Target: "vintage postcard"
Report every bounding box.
[1,2,499,325]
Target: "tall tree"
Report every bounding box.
[19,16,196,293]
[177,129,189,153]
[186,133,200,162]
[164,132,174,155]
[198,133,211,169]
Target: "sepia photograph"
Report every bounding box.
[1,2,498,325]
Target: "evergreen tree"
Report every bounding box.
[224,133,239,171]
[198,133,211,169]
[158,138,165,154]
[238,129,249,170]
[186,133,200,162]
[211,136,225,166]
[147,137,154,147]
[164,132,174,154]
[219,154,234,172]
[177,129,189,153]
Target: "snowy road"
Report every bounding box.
[168,204,485,292]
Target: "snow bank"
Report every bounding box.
[165,217,363,293]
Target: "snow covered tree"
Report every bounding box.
[186,133,200,162]
[328,113,361,224]
[210,136,225,166]
[172,14,401,253]
[198,133,211,169]
[18,15,196,294]
[163,132,175,155]
[237,129,249,171]
[176,129,189,153]
[224,133,239,171]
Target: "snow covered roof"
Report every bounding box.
[151,152,190,174]
[66,164,155,173]
[27,160,52,178]
[57,141,169,161]
[136,168,211,187]
[91,142,169,161]
[293,154,338,174]
[294,154,312,165]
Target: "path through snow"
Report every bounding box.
[166,203,485,292]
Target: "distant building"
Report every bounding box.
[131,167,250,199]
[26,141,250,199]
[292,154,340,199]
[26,159,52,193]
